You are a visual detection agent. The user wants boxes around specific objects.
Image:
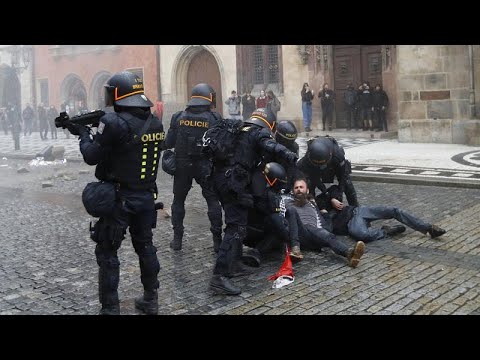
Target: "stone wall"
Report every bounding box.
[279,45,310,128]
[397,45,480,145]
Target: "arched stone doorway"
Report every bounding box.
[89,71,111,111]
[0,65,21,108]
[187,50,223,114]
[60,74,88,115]
[173,46,224,115]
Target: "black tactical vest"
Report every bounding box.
[175,109,220,160]
[109,112,165,189]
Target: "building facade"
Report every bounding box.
[0,45,33,110]
[3,45,479,145]
[33,45,160,115]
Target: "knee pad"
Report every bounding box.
[133,242,158,256]
[90,220,125,251]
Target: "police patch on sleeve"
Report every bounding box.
[97,121,105,134]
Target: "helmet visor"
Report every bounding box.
[104,85,115,107]
[308,154,329,169]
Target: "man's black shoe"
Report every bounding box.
[99,304,120,315]
[210,275,241,295]
[381,225,406,236]
[428,225,446,239]
[241,248,261,267]
[135,290,158,315]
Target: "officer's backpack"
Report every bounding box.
[202,118,244,162]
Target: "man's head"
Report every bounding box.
[307,137,333,169]
[292,178,312,206]
[375,84,381,91]
[263,162,287,192]
[187,83,216,108]
[231,90,237,97]
[244,108,276,132]
[323,83,329,90]
[293,178,309,196]
[275,120,298,145]
[267,90,274,99]
[104,71,153,108]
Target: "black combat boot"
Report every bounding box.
[428,225,446,239]
[347,241,365,268]
[135,289,158,315]
[99,304,120,315]
[226,261,256,278]
[98,267,120,315]
[210,275,241,295]
[381,225,406,237]
[241,248,261,267]
[170,231,183,251]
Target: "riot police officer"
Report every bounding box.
[297,136,359,208]
[208,108,298,295]
[67,71,164,315]
[273,120,299,192]
[243,162,290,267]
[165,83,223,252]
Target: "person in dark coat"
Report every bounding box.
[318,83,335,131]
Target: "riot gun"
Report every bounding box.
[55,110,105,129]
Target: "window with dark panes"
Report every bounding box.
[236,45,283,95]
[253,45,264,85]
[267,45,279,83]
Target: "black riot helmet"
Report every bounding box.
[104,71,153,108]
[307,137,333,170]
[263,162,287,190]
[275,120,298,144]
[187,83,216,108]
[244,108,276,132]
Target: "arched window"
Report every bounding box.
[237,45,283,96]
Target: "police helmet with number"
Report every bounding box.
[307,137,333,170]
[187,83,216,108]
[104,71,153,108]
[244,108,276,132]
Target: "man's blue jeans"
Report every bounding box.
[347,206,431,242]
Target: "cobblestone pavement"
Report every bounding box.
[0,158,479,315]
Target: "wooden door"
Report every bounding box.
[361,45,383,89]
[333,45,382,128]
[187,49,223,115]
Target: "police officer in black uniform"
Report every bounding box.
[208,108,298,295]
[243,162,290,267]
[273,120,299,192]
[297,136,359,208]
[67,71,164,315]
[165,83,223,252]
